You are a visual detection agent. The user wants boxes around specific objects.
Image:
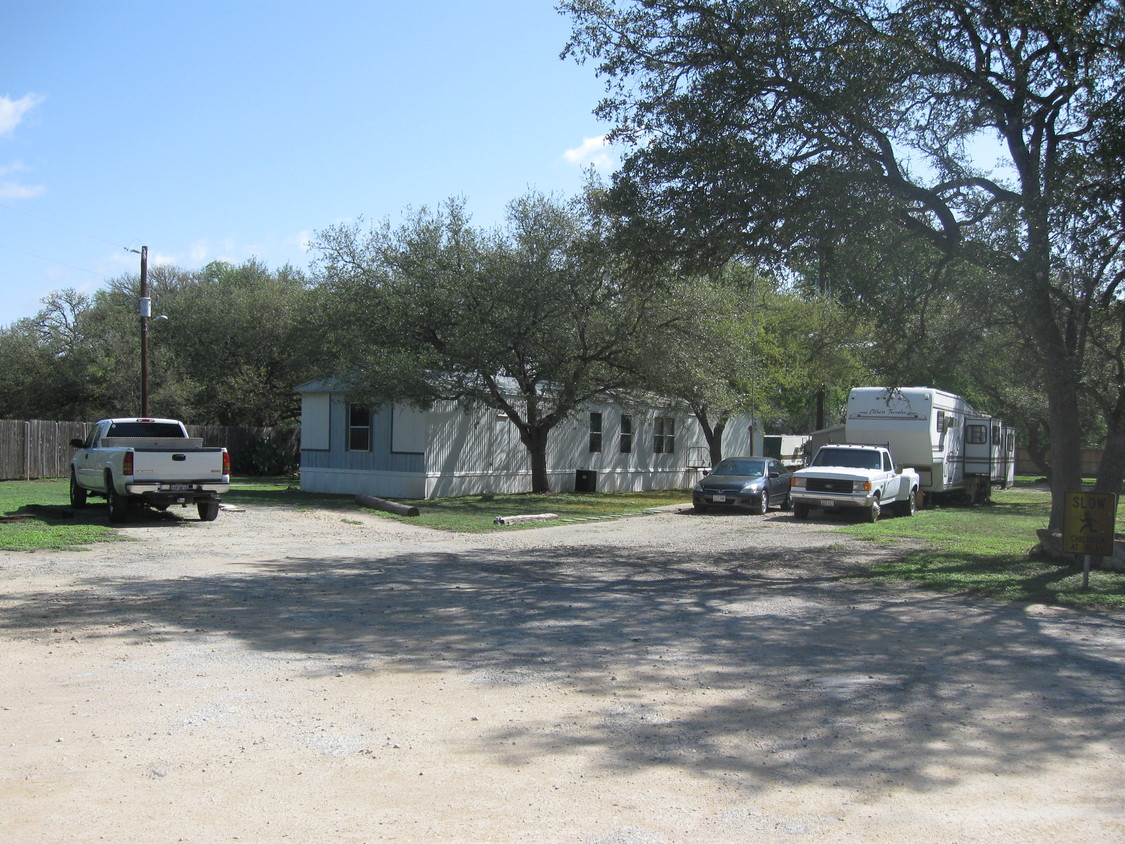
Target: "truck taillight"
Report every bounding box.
[223,451,230,475]
[123,451,134,476]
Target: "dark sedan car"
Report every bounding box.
[692,457,793,514]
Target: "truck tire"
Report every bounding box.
[105,473,130,523]
[898,489,918,517]
[69,471,88,508]
[866,495,881,523]
[793,502,810,520]
[197,501,220,521]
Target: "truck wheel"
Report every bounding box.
[105,473,129,523]
[898,490,918,517]
[197,501,220,521]
[793,502,810,520]
[866,496,881,523]
[69,471,88,508]
[781,492,792,512]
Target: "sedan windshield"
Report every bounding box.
[710,459,765,477]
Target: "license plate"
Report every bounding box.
[713,495,727,503]
[168,483,193,492]
[820,499,836,507]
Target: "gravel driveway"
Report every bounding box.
[1,501,1123,842]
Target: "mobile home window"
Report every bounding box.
[348,404,372,452]
[620,414,633,453]
[589,412,603,453]
[967,424,987,445]
[654,416,675,454]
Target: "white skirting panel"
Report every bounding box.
[300,467,428,499]
[303,466,706,500]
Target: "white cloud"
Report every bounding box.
[0,160,45,199]
[0,181,45,200]
[0,93,44,136]
[563,135,616,170]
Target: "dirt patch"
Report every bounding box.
[2,503,1123,842]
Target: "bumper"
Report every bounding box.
[790,491,875,511]
[124,481,229,507]
[693,491,764,509]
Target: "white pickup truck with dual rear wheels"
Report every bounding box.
[70,418,230,522]
[789,443,920,523]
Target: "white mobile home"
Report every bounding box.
[297,380,762,499]
[841,386,1015,499]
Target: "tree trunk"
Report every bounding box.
[523,425,552,494]
[708,421,726,466]
[1025,267,1083,530]
[1096,415,1125,496]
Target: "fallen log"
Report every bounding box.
[355,494,420,517]
[493,513,559,526]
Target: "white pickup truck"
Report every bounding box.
[70,418,230,522]
[789,444,920,522]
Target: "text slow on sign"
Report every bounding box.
[1062,491,1119,557]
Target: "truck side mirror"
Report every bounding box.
[70,438,85,449]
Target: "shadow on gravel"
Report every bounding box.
[4,539,1124,793]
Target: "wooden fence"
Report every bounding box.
[0,419,299,481]
[1014,447,1104,478]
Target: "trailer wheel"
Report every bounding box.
[69,471,88,508]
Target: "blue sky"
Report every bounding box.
[0,1,617,327]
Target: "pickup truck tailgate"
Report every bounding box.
[131,448,227,481]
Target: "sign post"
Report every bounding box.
[1062,491,1119,590]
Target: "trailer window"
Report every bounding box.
[967,424,987,444]
[589,412,603,453]
[936,411,945,433]
[619,414,633,454]
[348,404,371,452]
[654,416,675,454]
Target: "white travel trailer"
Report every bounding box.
[814,387,1015,501]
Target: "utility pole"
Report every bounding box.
[138,246,150,415]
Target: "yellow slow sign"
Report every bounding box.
[1062,491,1119,557]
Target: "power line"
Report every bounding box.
[0,200,129,251]
[0,241,109,278]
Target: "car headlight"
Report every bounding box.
[693,482,703,492]
[741,482,762,494]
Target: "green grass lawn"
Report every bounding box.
[841,487,1125,610]
[3,477,1122,611]
[0,478,120,551]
